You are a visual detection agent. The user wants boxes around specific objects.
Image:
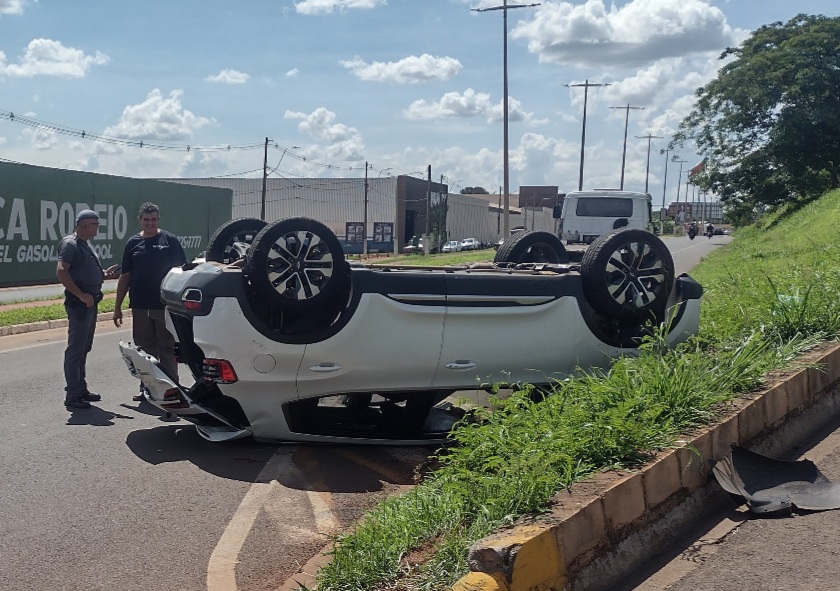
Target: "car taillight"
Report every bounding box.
[163,387,180,400]
[182,288,202,311]
[202,358,238,384]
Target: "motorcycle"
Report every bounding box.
[688,226,697,240]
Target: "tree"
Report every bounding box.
[460,186,489,194]
[673,14,840,214]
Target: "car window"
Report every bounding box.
[575,197,634,217]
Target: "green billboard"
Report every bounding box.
[0,161,232,286]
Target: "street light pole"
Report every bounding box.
[473,1,540,240]
[635,133,663,194]
[566,79,610,191]
[610,104,644,190]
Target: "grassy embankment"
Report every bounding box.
[312,189,840,591]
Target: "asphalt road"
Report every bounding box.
[623,410,840,591]
[0,234,730,591]
[0,323,429,591]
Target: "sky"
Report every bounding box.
[1,0,838,207]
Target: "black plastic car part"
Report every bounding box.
[245,217,351,312]
[580,227,675,322]
[283,390,458,440]
[493,230,569,264]
[205,217,267,264]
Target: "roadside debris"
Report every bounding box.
[713,446,840,515]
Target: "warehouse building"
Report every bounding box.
[166,175,557,254]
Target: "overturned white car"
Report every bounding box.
[119,217,702,445]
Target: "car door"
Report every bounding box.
[297,270,446,399]
[433,273,579,390]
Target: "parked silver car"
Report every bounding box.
[119,218,702,445]
[460,237,480,251]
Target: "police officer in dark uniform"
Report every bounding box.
[56,209,119,409]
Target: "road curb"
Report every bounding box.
[452,342,840,591]
[0,309,133,337]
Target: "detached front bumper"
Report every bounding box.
[118,341,252,442]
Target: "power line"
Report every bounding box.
[0,109,264,152]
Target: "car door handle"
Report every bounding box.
[308,362,342,373]
[445,360,477,370]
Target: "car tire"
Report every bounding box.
[580,228,675,322]
[245,217,350,311]
[206,218,267,263]
[493,230,569,264]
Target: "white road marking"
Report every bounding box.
[207,449,290,591]
[206,446,341,591]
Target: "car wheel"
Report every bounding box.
[493,230,569,264]
[245,217,349,311]
[206,218,267,263]
[580,228,675,322]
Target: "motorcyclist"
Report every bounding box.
[706,223,715,238]
[688,222,697,240]
[688,223,697,239]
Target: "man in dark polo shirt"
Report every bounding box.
[56,209,119,409]
[113,202,186,401]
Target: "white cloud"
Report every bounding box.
[205,68,249,84]
[340,54,462,83]
[284,107,364,161]
[23,126,57,150]
[0,0,30,16]
[103,89,213,142]
[294,0,385,15]
[285,68,299,77]
[511,0,743,68]
[0,38,109,78]
[404,89,539,124]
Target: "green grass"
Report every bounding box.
[311,189,840,591]
[0,291,123,327]
[354,248,497,266]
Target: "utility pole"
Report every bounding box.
[426,164,432,254]
[473,0,540,240]
[565,79,610,191]
[260,136,269,221]
[635,133,663,193]
[363,162,369,258]
[259,141,298,221]
[610,104,644,190]
[673,159,688,204]
[659,147,673,211]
